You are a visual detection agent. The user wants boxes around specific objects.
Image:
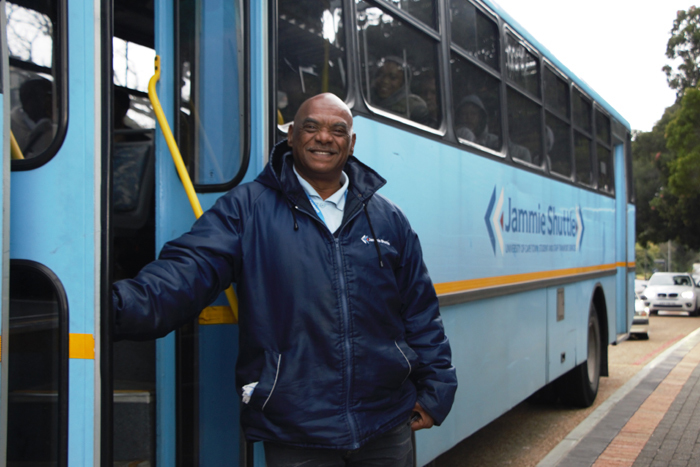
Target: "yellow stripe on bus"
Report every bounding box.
[434,263,617,296]
[69,333,95,359]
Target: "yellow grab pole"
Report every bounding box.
[147,55,239,323]
[10,131,24,160]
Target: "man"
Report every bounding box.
[113,93,457,465]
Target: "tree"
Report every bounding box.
[666,87,700,197]
[663,6,700,97]
[632,103,679,246]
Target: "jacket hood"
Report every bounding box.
[256,139,387,205]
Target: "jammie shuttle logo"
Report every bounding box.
[361,235,391,246]
[484,186,585,255]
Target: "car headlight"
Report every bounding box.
[682,291,695,299]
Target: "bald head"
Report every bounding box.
[293,93,353,134]
[287,93,357,194]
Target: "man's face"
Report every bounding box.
[373,62,404,100]
[457,103,482,131]
[287,94,356,183]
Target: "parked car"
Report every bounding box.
[631,292,649,339]
[641,272,700,316]
[635,279,648,294]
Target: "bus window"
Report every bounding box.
[7,0,65,163]
[507,88,542,165]
[573,89,593,185]
[276,0,347,129]
[505,34,539,98]
[112,38,156,130]
[357,2,441,129]
[449,0,499,71]
[596,109,614,193]
[544,66,571,177]
[7,261,68,465]
[381,0,437,29]
[178,0,246,187]
[450,52,501,151]
[505,33,542,166]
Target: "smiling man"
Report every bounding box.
[113,93,457,466]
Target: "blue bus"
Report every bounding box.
[1,0,635,465]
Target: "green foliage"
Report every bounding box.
[632,103,679,246]
[666,88,700,197]
[663,6,700,97]
[634,7,700,254]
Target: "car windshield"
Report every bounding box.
[648,274,692,286]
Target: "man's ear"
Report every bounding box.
[349,132,357,155]
[287,124,294,145]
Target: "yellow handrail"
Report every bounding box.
[10,130,24,160]
[148,55,239,323]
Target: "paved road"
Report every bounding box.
[433,314,700,467]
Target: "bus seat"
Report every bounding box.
[112,129,155,232]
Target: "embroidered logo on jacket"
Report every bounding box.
[361,235,391,246]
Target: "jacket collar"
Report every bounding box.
[255,139,387,207]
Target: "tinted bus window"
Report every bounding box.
[597,144,613,192]
[544,67,567,118]
[505,34,539,98]
[7,0,64,162]
[508,88,542,164]
[544,66,571,176]
[357,2,441,129]
[573,89,591,133]
[575,132,593,185]
[7,262,68,465]
[277,0,347,127]
[382,0,436,28]
[546,113,572,176]
[451,52,501,151]
[178,0,246,186]
[596,109,613,193]
[449,0,499,71]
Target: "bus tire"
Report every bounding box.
[560,303,601,408]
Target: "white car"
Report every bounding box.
[631,292,649,339]
[641,272,700,316]
[635,279,648,294]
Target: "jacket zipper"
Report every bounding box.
[295,202,364,446]
[334,238,358,447]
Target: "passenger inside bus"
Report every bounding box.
[371,56,429,125]
[10,77,56,158]
[415,70,439,128]
[454,94,500,150]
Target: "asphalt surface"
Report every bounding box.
[433,314,700,467]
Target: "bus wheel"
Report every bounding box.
[561,304,601,408]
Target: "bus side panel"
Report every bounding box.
[628,203,636,327]
[10,0,98,464]
[614,144,628,335]
[351,118,618,464]
[351,118,617,286]
[417,293,547,464]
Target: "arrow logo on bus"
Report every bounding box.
[485,186,505,255]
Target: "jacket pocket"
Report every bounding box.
[248,350,282,412]
[394,339,419,384]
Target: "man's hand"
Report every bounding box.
[410,402,435,431]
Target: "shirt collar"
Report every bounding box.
[293,165,349,209]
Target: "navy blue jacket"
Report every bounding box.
[113,141,457,449]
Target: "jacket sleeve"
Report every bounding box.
[112,195,243,340]
[396,221,457,426]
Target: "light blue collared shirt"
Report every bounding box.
[293,165,349,234]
